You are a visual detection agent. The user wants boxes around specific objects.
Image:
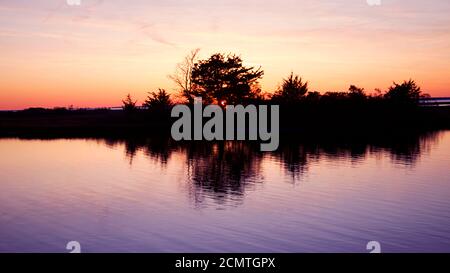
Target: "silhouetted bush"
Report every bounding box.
[272,72,309,103]
[122,94,137,113]
[384,79,422,105]
[143,89,172,113]
[348,85,366,101]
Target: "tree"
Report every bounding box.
[143,89,172,112]
[305,91,321,102]
[384,79,422,104]
[273,72,308,102]
[169,48,200,103]
[348,85,366,100]
[190,53,264,105]
[122,93,137,112]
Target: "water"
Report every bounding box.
[0,131,450,253]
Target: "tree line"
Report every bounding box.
[123,50,428,112]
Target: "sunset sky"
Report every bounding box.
[0,0,449,110]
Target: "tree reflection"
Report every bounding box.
[100,130,442,206]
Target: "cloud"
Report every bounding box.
[134,22,176,47]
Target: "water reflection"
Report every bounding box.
[1,130,449,252]
[101,130,441,205]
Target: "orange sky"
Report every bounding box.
[1,0,449,110]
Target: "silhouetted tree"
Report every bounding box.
[169,48,200,103]
[348,85,366,100]
[305,91,321,103]
[321,91,349,103]
[384,79,422,104]
[273,73,308,103]
[143,89,172,112]
[122,93,137,112]
[190,53,264,104]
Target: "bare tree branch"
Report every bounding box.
[168,48,200,103]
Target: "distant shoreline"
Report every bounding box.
[1,105,449,139]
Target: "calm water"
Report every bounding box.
[1,131,450,253]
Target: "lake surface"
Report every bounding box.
[1,131,450,253]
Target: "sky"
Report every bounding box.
[0,0,449,110]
